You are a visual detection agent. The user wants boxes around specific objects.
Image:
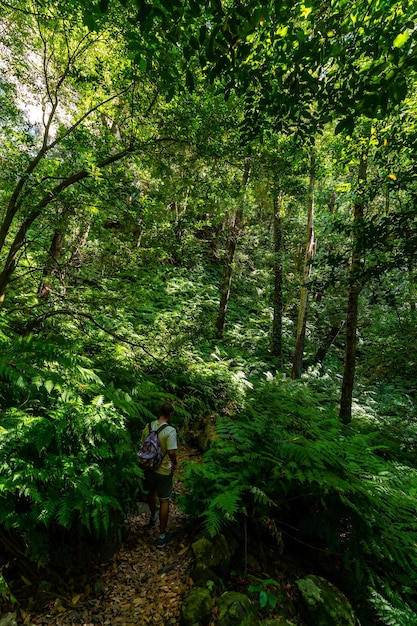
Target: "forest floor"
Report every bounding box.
[2,445,303,626]
[17,505,195,626]
[2,448,201,626]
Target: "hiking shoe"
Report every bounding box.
[156,532,172,549]
[148,514,158,528]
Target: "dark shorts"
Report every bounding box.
[143,471,173,500]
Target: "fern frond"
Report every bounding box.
[370,589,417,626]
[250,487,277,508]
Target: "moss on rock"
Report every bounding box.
[181,587,212,626]
[296,575,359,626]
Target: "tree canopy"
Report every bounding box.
[0,1,417,624]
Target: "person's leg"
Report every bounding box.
[159,498,169,534]
[148,491,157,518]
[144,472,158,524]
[156,474,173,547]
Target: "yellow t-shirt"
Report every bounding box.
[141,420,177,476]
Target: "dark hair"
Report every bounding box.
[159,402,174,418]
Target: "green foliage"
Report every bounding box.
[247,576,281,610]
[370,588,417,626]
[181,376,417,623]
[0,572,16,605]
[157,350,252,417]
[0,329,142,566]
[0,6,416,622]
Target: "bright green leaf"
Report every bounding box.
[259,590,268,608]
[44,380,54,394]
[393,32,410,48]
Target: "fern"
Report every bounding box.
[250,486,278,508]
[0,342,143,566]
[181,375,417,625]
[370,589,417,626]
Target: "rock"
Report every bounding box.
[191,534,232,577]
[216,591,260,626]
[181,587,212,626]
[197,414,217,451]
[0,613,18,626]
[296,575,359,626]
[190,563,221,588]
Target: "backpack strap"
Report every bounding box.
[154,423,170,462]
[155,423,170,436]
[148,422,170,436]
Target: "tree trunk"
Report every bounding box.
[314,320,345,365]
[0,147,133,308]
[0,207,43,307]
[215,158,251,338]
[37,205,73,299]
[271,190,283,364]
[291,154,316,379]
[405,227,416,313]
[339,153,368,424]
[37,227,65,300]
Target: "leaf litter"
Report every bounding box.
[4,450,201,626]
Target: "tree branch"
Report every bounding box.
[23,309,162,361]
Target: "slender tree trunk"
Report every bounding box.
[271,190,283,364]
[339,153,368,424]
[215,159,251,338]
[314,320,345,365]
[0,207,44,306]
[0,147,133,307]
[37,227,65,299]
[405,228,416,313]
[291,154,316,379]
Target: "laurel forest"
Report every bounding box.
[0,1,416,624]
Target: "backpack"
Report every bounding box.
[137,423,169,471]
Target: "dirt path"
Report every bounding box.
[7,452,200,626]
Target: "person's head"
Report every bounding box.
[159,402,174,420]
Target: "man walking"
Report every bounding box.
[141,402,177,548]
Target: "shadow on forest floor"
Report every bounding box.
[2,453,199,626]
[2,446,306,626]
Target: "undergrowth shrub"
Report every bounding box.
[0,332,144,567]
[152,350,252,416]
[180,376,417,625]
[0,402,140,566]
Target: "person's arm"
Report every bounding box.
[167,449,177,473]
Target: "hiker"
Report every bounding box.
[140,402,178,548]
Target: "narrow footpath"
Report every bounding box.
[9,450,201,626]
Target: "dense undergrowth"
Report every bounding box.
[181,377,417,625]
[0,257,416,626]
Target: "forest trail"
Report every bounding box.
[11,449,201,626]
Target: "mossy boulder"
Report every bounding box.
[216,591,260,626]
[0,614,18,626]
[191,534,232,577]
[181,587,212,626]
[296,575,359,626]
[190,563,221,588]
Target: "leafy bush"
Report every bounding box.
[0,403,140,565]
[0,332,142,566]
[180,376,417,624]
[151,349,252,416]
